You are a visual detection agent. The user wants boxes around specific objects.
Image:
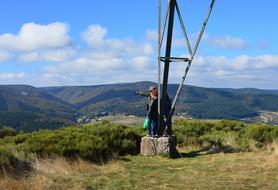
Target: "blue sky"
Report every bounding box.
[0,0,277,89]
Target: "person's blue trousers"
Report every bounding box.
[148,119,158,136]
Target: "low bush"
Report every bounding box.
[173,119,278,151]
[0,127,17,138]
[0,121,141,163]
[245,124,278,143]
[0,119,277,177]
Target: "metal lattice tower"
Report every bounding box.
[157,0,216,136]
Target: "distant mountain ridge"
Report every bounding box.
[1,81,278,131]
[43,81,278,119]
[221,88,278,96]
[0,85,75,117]
[0,85,76,131]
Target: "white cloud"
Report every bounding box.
[194,54,278,72]
[246,55,278,69]
[81,24,107,48]
[42,52,153,78]
[1,23,277,89]
[132,56,151,69]
[81,25,153,56]
[0,22,71,52]
[143,43,153,55]
[40,25,157,85]
[204,34,247,49]
[159,33,248,52]
[41,48,76,62]
[0,51,12,62]
[172,38,190,49]
[146,30,157,41]
[0,72,25,80]
[18,52,39,62]
[18,47,76,62]
[37,24,278,88]
[43,54,124,75]
[4,52,278,89]
[170,54,278,88]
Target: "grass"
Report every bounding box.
[0,119,278,189]
[0,146,277,190]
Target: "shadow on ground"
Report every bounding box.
[171,145,235,159]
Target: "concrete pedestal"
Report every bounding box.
[140,136,176,156]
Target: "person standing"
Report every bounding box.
[137,85,159,136]
[147,86,158,136]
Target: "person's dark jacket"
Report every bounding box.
[148,97,158,120]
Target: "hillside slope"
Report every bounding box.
[44,82,278,120]
[1,82,278,131]
[0,85,76,131]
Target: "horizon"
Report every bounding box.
[0,0,277,89]
[1,81,278,91]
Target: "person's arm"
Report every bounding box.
[136,91,150,97]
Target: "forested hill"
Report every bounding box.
[0,85,76,131]
[44,81,278,120]
[1,82,278,131]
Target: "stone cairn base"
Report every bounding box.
[140,136,177,156]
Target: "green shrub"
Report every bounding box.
[245,124,278,143]
[0,127,17,138]
[199,131,226,145]
[213,120,246,132]
[0,122,141,163]
[174,120,214,146]
[173,119,278,151]
[0,119,277,170]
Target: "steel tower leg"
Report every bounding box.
[159,0,176,136]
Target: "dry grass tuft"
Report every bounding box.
[248,139,260,152]
[265,141,278,165]
[0,157,125,190]
[0,157,100,190]
[33,157,100,176]
[267,140,278,155]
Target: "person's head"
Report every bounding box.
[149,86,158,97]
